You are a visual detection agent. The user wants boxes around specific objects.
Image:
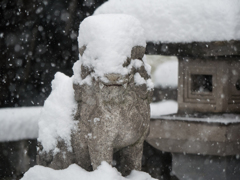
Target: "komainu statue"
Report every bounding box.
[37,14,153,176]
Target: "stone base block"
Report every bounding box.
[172,153,240,180]
[147,117,240,156]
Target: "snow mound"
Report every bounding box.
[74,14,149,86]
[150,100,178,117]
[154,60,178,88]
[21,161,156,180]
[95,0,240,42]
[0,107,42,142]
[38,72,77,153]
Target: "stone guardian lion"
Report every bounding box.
[37,14,153,176]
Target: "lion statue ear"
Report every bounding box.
[79,45,86,56]
[131,46,145,60]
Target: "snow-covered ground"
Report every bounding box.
[94,0,240,42]
[21,162,157,180]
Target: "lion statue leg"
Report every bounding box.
[119,129,149,176]
[72,126,92,171]
[87,130,116,170]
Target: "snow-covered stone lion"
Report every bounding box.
[37,14,153,176]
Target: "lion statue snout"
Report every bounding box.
[104,73,128,86]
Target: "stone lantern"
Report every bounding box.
[146,40,240,180]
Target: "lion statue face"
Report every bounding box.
[74,45,152,104]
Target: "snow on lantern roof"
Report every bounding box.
[94,0,240,43]
[0,107,42,142]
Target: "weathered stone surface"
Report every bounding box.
[38,46,153,176]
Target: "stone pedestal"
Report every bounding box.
[147,115,240,156]
[172,153,240,180]
[147,114,240,180]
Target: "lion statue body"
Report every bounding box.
[37,14,153,176]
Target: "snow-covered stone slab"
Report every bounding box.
[150,100,178,117]
[21,162,157,180]
[151,113,240,125]
[95,0,240,43]
[0,107,42,142]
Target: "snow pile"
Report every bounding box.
[154,60,178,88]
[150,100,178,117]
[21,162,156,180]
[95,0,240,42]
[38,72,77,153]
[74,14,153,90]
[77,14,145,79]
[0,107,42,142]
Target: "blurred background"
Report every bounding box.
[0,0,107,108]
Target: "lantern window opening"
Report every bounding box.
[191,74,213,93]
